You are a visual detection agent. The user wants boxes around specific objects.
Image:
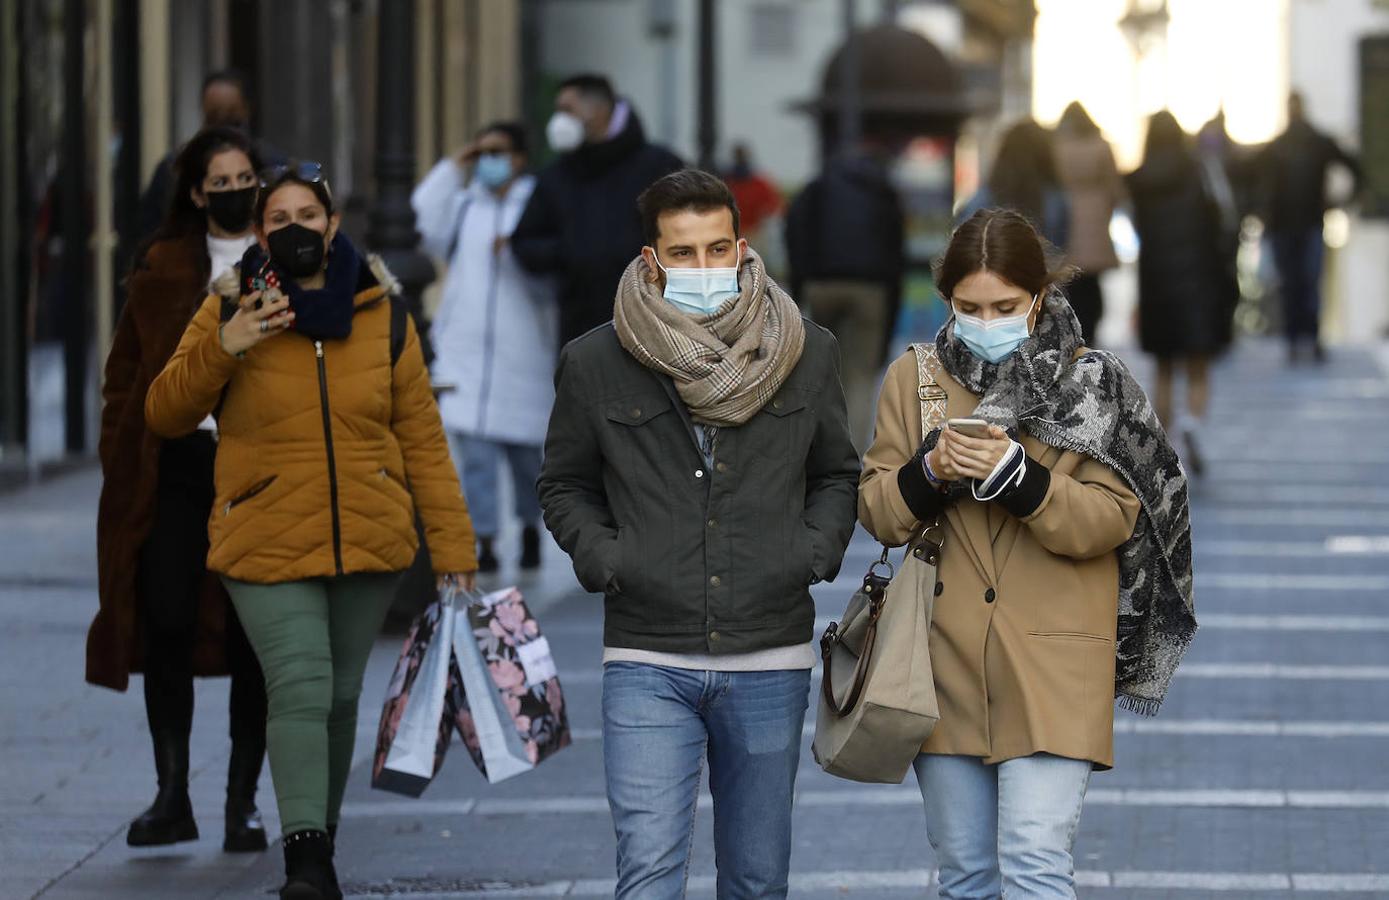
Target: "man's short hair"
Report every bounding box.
[202,69,250,100]
[558,73,616,108]
[479,121,528,156]
[638,169,742,244]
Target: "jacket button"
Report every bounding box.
[710,631,721,641]
[630,407,641,418]
[695,469,705,479]
[707,518,717,529]
[773,399,783,409]
[716,461,728,473]
[984,588,996,603]
[710,575,722,587]
[934,581,944,597]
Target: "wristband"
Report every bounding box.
[923,451,944,486]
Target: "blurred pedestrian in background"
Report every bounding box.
[413,121,557,574]
[90,126,269,855]
[1258,92,1362,364]
[1054,102,1124,345]
[860,208,1193,899]
[785,139,905,450]
[145,164,478,900]
[963,120,1070,250]
[723,142,782,242]
[539,170,859,898]
[137,71,286,239]
[1127,110,1238,476]
[512,74,683,346]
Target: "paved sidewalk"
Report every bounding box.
[5,338,1389,899]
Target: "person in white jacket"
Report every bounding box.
[413,122,558,572]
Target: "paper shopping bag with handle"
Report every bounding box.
[371,590,458,796]
[447,587,572,784]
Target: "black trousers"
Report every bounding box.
[1068,273,1104,348]
[137,431,266,757]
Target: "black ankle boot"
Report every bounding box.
[127,731,198,847]
[223,740,268,852]
[323,824,343,900]
[280,830,335,900]
[520,526,541,570]
[477,537,500,574]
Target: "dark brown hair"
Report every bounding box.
[254,161,335,225]
[988,119,1059,230]
[935,208,1073,302]
[637,168,741,244]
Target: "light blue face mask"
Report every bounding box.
[649,248,742,316]
[474,153,514,190]
[952,294,1038,364]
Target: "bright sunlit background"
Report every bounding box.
[1033,0,1290,168]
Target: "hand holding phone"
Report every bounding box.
[947,418,993,439]
[932,418,1012,483]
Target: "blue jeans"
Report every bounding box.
[602,663,811,899]
[915,753,1093,899]
[450,434,542,537]
[1270,228,1325,343]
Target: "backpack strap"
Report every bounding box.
[910,343,948,442]
[389,296,409,367]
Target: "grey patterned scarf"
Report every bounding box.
[613,249,805,427]
[929,290,1196,714]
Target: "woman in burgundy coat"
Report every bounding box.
[87,127,268,853]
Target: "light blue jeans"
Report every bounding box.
[450,434,542,538]
[602,663,811,899]
[915,753,1093,899]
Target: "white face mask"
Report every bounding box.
[952,294,1038,364]
[648,248,743,316]
[546,111,585,153]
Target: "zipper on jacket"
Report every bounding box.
[315,340,345,575]
[223,476,277,516]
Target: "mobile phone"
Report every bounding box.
[947,418,993,439]
[242,259,282,310]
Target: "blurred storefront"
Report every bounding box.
[0,0,525,477]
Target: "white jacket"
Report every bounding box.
[413,160,558,445]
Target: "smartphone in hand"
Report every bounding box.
[947,418,993,439]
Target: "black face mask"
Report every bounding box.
[204,186,256,233]
[267,222,327,278]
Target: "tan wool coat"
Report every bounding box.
[859,351,1141,769]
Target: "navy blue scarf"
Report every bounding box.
[240,231,362,341]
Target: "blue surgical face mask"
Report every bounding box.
[474,153,514,190]
[648,248,742,316]
[952,294,1038,364]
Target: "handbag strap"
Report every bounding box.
[910,342,948,442]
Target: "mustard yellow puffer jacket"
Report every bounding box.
[146,255,477,584]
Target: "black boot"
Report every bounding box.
[323,824,343,900]
[477,537,500,574]
[127,730,199,846]
[223,739,268,852]
[280,830,335,900]
[520,525,542,570]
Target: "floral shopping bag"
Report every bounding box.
[371,592,458,796]
[447,587,571,784]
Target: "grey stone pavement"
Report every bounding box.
[4,337,1389,900]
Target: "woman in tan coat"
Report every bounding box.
[146,163,477,900]
[860,209,1194,899]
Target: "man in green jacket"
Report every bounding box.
[538,169,859,898]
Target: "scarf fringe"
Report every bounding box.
[1116,694,1163,717]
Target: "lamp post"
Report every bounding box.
[366,0,435,363]
[837,0,861,156]
[696,0,718,170]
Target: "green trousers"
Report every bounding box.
[223,573,398,835]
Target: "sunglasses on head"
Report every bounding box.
[260,160,328,189]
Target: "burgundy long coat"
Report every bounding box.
[86,234,229,691]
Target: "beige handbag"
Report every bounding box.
[811,343,946,784]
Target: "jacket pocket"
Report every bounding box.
[1027,631,1113,644]
[602,394,677,468]
[748,390,810,460]
[223,476,277,516]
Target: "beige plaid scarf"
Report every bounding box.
[613,248,805,427]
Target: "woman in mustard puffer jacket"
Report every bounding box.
[147,162,477,900]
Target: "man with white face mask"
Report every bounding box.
[512,73,683,348]
[538,170,859,898]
